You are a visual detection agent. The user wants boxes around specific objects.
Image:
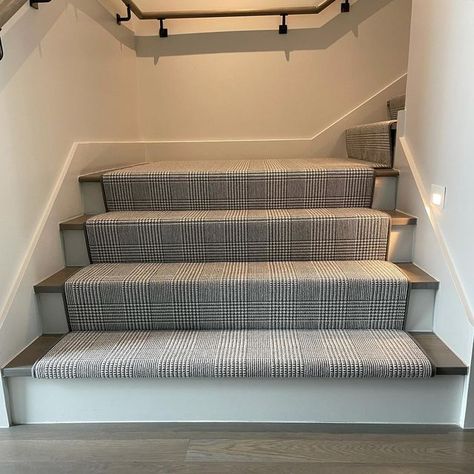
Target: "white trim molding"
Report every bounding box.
[398,134,474,328]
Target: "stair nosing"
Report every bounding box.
[79,164,399,182]
[78,163,148,183]
[61,210,417,231]
[60,215,93,231]
[2,331,466,378]
[33,262,438,294]
[34,267,84,294]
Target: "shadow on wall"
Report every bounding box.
[135,0,394,63]
[0,0,134,92]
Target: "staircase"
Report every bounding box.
[2,95,467,424]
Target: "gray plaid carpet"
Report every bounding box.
[346,120,397,168]
[32,329,432,379]
[388,95,406,120]
[102,159,375,211]
[65,261,408,331]
[86,209,390,263]
[35,115,430,380]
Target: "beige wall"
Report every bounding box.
[397,0,474,426]
[134,0,412,143]
[0,0,139,383]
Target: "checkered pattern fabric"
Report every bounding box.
[388,95,406,120]
[32,329,433,379]
[102,159,375,211]
[86,209,390,264]
[65,261,409,331]
[346,121,397,168]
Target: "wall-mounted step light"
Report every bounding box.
[431,184,447,209]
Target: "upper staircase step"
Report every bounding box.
[101,159,376,211]
[86,209,391,263]
[30,329,433,379]
[80,164,399,182]
[346,120,397,168]
[64,260,409,331]
[388,95,406,120]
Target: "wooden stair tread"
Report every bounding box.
[60,215,93,230]
[78,163,147,183]
[33,262,438,294]
[410,333,467,376]
[59,210,416,233]
[79,164,399,182]
[34,267,83,293]
[2,332,466,377]
[374,168,399,177]
[396,263,439,290]
[2,335,65,377]
[386,210,417,225]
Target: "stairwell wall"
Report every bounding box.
[398,0,474,426]
[0,0,139,377]
[134,0,412,154]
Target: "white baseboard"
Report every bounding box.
[8,375,464,425]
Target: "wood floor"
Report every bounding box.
[0,423,474,473]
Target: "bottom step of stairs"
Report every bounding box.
[33,329,432,379]
[4,331,466,379]
[1,332,467,425]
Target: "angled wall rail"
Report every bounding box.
[117,0,351,36]
[0,0,51,61]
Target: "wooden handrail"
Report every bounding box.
[0,0,26,28]
[124,0,341,20]
[118,0,350,37]
[0,0,51,61]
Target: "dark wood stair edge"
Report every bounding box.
[79,166,399,182]
[410,333,468,376]
[2,335,66,378]
[59,214,93,231]
[33,263,439,294]
[397,263,439,290]
[34,267,83,294]
[2,332,467,378]
[59,210,417,232]
[375,168,399,177]
[79,163,148,183]
[386,210,417,226]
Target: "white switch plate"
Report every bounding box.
[431,184,446,208]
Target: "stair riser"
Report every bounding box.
[86,212,392,264]
[36,287,435,334]
[6,375,463,425]
[103,166,376,211]
[81,176,398,214]
[372,176,397,210]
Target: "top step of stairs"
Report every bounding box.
[388,95,406,120]
[346,121,397,168]
[100,159,378,211]
[2,331,467,378]
[79,161,400,183]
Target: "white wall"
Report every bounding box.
[135,0,412,146]
[396,0,474,425]
[0,0,139,369]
